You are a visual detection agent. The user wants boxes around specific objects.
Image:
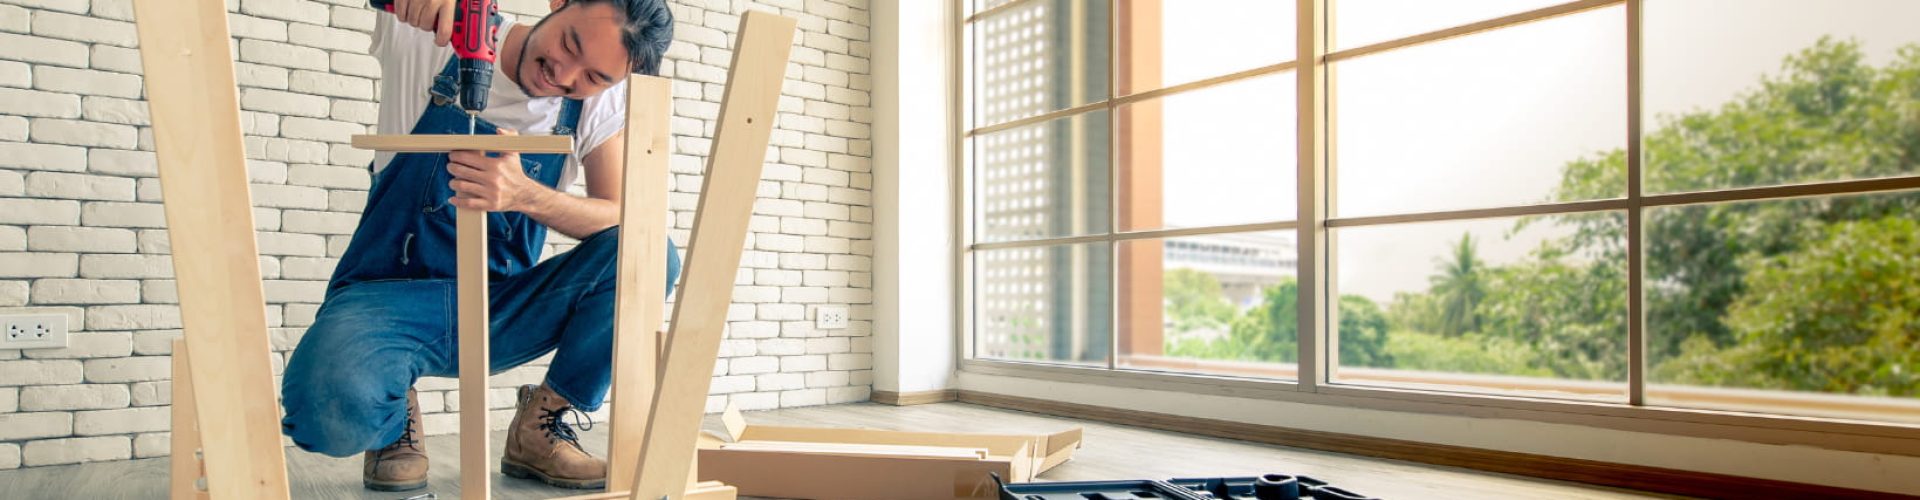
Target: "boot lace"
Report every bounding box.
[538,406,596,452]
[381,413,421,453]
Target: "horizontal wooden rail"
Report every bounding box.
[351,134,575,153]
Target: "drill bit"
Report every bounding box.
[467,113,477,135]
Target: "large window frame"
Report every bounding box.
[952,0,1920,455]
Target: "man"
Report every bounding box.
[278,0,679,492]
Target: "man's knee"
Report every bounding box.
[575,225,681,297]
[281,356,403,457]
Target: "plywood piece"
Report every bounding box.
[629,10,798,499]
[554,482,735,500]
[608,75,674,493]
[457,207,490,499]
[351,134,575,153]
[718,441,990,459]
[130,1,291,498]
[697,448,1011,500]
[169,338,210,500]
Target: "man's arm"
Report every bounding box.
[445,128,626,240]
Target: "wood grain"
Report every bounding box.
[870,389,958,406]
[629,10,798,499]
[130,0,291,497]
[457,207,490,499]
[351,134,575,153]
[607,75,674,493]
[168,338,209,500]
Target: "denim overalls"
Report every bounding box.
[280,56,681,457]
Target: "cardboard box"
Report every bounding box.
[696,406,1083,499]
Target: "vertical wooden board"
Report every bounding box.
[457,208,491,499]
[170,339,209,500]
[630,10,798,499]
[609,75,674,492]
[130,1,291,498]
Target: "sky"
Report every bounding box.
[1148,0,1920,303]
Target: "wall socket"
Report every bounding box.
[1,314,70,350]
[814,305,849,330]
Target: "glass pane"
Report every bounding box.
[1333,0,1572,50]
[974,241,1114,366]
[1647,191,1920,423]
[1116,0,1294,95]
[1116,233,1298,380]
[974,110,1112,244]
[1333,7,1625,218]
[973,0,1111,127]
[1643,0,1920,194]
[1118,73,1296,232]
[1332,213,1627,402]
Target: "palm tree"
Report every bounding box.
[1430,233,1485,337]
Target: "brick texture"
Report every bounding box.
[0,0,874,469]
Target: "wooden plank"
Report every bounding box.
[553,482,735,500]
[129,1,291,498]
[608,75,674,492]
[350,134,575,153]
[629,10,797,499]
[457,207,490,499]
[870,389,959,406]
[169,338,209,500]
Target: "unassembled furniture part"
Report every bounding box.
[350,134,576,154]
[134,0,797,497]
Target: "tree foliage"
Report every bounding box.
[1161,39,1920,398]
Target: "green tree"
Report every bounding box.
[1473,238,1627,380]
[1657,218,1920,395]
[1166,278,1392,367]
[1430,234,1486,337]
[1548,38,1920,362]
[1163,268,1237,334]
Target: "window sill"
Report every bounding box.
[960,357,1920,457]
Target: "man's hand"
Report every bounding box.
[447,129,544,212]
[389,0,455,47]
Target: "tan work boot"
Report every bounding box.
[363,387,427,492]
[501,384,606,489]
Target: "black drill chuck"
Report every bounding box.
[457,58,492,115]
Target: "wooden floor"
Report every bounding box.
[0,402,1672,499]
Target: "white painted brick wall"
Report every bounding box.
[0,0,874,469]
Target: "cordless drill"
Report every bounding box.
[371,0,499,133]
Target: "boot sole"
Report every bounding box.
[364,477,428,492]
[501,459,605,490]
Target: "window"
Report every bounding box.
[962,0,1920,428]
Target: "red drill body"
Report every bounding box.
[371,0,499,119]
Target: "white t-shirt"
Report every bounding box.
[369,13,626,189]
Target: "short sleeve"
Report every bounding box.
[562,79,630,188]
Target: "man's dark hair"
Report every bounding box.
[563,0,674,76]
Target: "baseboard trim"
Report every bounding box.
[871,389,959,406]
[956,390,1906,499]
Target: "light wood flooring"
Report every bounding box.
[0,402,1674,499]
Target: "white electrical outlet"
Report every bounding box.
[1,314,70,350]
[815,305,849,330]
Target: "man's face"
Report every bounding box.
[519,2,630,99]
